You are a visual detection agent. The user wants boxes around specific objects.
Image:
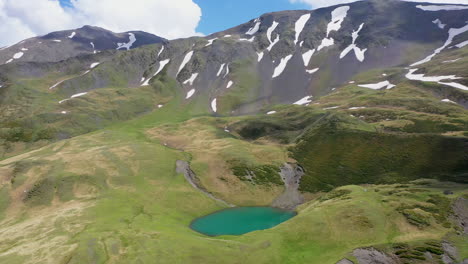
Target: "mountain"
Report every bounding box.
[0,1,467,263]
[0,25,167,63]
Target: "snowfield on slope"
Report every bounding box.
[293,96,313,105]
[416,5,468,11]
[412,24,468,66]
[273,55,293,78]
[358,80,396,90]
[183,73,199,86]
[205,38,217,47]
[340,23,367,62]
[142,59,170,86]
[217,64,226,76]
[294,14,311,45]
[117,33,136,50]
[432,19,446,29]
[302,49,315,67]
[211,98,217,112]
[246,18,261,35]
[186,89,195,99]
[177,51,194,76]
[267,21,280,51]
[327,6,350,36]
[406,69,468,90]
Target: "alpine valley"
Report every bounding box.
[0,0,467,263]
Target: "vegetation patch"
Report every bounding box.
[318,189,352,202]
[231,163,283,186]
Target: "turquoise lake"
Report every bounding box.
[190,207,296,236]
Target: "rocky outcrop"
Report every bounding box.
[336,258,354,264]
[452,197,468,234]
[271,163,305,210]
[175,160,233,207]
[440,242,458,264]
[352,248,399,264]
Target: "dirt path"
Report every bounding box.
[176,160,234,207]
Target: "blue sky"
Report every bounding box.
[59,0,310,35]
[192,0,310,35]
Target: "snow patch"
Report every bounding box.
[323,106,339,110]
[70,92,86,99]
[306,68,319,74]
[441,98,456,104]
[183,73,199,85]
[53,39,61,42]
[302,49,315,67]
[456,40,468,48]
[217,63,226,77]
[59,92,88,104]
[349,107,366,110]
[158,46,165,56]
[257,52,264,62]
[141,59,170,86]
[90,62,100,69]
[239,36,255,42]
[13,52,24,59]
[90,42,97,54]
[21,48,28,51]
[246,18,261,35]
[117,33,136,50]
[158,104,163,108]
[177,51,194,76]
[327,6,350,37]
[411,24,468,66]
[226,81,233,89]
[205,38,218,47]
[294,14,311,45]
[5,59,12,64]
[185,89,196,99]
[340,23,367,62]
[224,64,230,78]
[406,68,468,91]
[416,5,468,11]
[432,19,446,29]
[272,54,293,78]
[317,37,334,51]
[68,32,76,39]
[266,21,280,51]
[224,35,232,38]
[49,79,65,90]
[293,96,313,105]
[211,98,217,112]
[267,111,276,115]
[358,80,395,90]
[443,58,460,63]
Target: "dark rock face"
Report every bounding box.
[0,25,166,63]
[1,0,468,116]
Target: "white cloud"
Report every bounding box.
[0,0,202,47]
[291,0,468,8]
